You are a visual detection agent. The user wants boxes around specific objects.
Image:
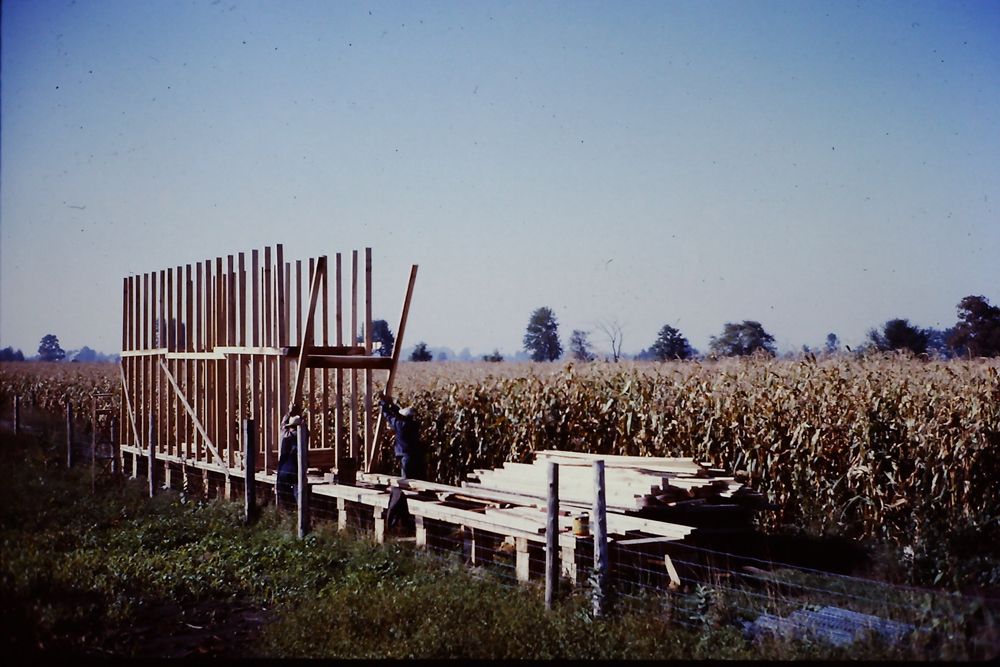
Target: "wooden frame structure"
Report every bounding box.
[119,245,417,485]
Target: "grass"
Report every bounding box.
[1,419,946,660]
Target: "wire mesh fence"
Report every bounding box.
[293,492,1000,660]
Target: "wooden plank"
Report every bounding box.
[251,250,260,348]
[335,253,343,466]
[157,270,165,454]
[306,356,394,370]
[228,256,237,469]
[251,249,261,468]
[296,259,303,346]
[281,345,367,356]
[320,256,329,452]
[350,250,358,461]
[534,450,705,473]
[239,253,246,347]
[364,248,373,471]
[195,263,203,462]
[276,246,287,454]
[370,264,418,472]
[184,266,193,456]
[289,256,327,412]
[263,247,274,472]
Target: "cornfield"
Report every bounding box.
[4,354,999,588]
[385,355,1000,589]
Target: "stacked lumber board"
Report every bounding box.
[462,450,768,516]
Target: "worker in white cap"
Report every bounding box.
[379,395,426,480]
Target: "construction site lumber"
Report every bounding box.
[463,450,767,514]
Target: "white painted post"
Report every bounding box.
[593,459,609,617]
[297,422,309,538]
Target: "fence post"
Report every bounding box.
[66,403,74,468]
[111,420,120,475]
[148,412,156,498]
[593,460,609,618]
[13,395,19,436]
[244,419,256,524]
[297,423,309,538]
[546,461,560,610]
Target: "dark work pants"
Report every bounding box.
[399,453,426,481]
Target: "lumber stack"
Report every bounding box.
[462,450,768,519]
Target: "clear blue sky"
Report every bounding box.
[3,0,998,358]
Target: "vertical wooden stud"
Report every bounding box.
[335,253,343,467]
[350,250,358,462]
[364,248,373,470]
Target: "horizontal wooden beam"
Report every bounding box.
[281,345,367,357]
[307,356,394,370]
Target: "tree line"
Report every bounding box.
[520,295,1000,362]
[5,295,997,365]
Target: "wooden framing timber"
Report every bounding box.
[118,245,417,484]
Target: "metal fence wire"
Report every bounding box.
[298,490,999,660]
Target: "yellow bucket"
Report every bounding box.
[573,514,590,536]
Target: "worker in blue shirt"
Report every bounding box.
[379,395,427,480]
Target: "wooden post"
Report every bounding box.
[13,395,19,436]
[111,420,120,475]
[244,419,256,524]
[148,412,157,498]
[350,251,358,462]
[546,461,560,610]
[297,422,309,538]
[364,248,373,471]
[593,460,609,618]
[335,253,343,467]
[66,402,73,468]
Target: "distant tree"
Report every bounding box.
[596,318,624,362]
[524,307,562,362]
[948,295,1000,358]
[482,349,504,362]
[409,342,433,362]
[38,334,66,362]
[371,319,395,357]
[825,333,840,354]
[650,324,692,361]
[0,347,25,362]
[925,328,956,359]
[867,318,929,355]
[73,346,98,362]
[709,321,776,357]
[438,351,448,361]
[568,330,595,361]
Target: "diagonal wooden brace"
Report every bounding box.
[369,264,418,472]
[158,359,229,478]
[289,255,327,414]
